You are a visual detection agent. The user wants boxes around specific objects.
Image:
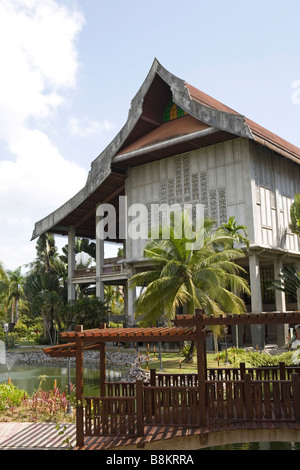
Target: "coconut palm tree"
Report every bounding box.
[0,261,6,279]
[0,266,25,324]
[218,216,249,248]
[24,271,67,345]
[0,262,8,319]
[64,294,109,330]
[271,264,300,303]
[217,216,250,348]
[129,217,250,348]
[7,267,25,324]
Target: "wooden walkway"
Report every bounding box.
[0,419,299,450]
[75,420,300,450]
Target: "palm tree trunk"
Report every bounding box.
[213,331,218,353]
[11,299,15,323]
[182,299,195,363]
[15,296,19,324]
[183,340,195,363]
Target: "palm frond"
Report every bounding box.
[129,215,251,325]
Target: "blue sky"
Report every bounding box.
[1,0,300,270]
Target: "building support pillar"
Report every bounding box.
[125,266,136,327]
[95,205,105,302]
[99,323,106,397]
[249,251,265,349]
[274,256,288,347]
[67,225,76,302]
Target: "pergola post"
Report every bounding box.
[75,325,84,447]
[99,323,106,396]
[195,308,206,426]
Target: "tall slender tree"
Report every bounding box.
[24,233,67,343]
[290,193,300,237]
[0,266,25,324]
[24,271,66,345]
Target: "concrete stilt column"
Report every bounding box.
[123,282,128,323]
[249,252,265,349]
[127,286,136,327]
[126,267,136,327]
[95,205,105,302]
[274,256,288,347]
[67,225,76,302]
[249,252,262,313]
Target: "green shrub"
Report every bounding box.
[215,347,294,367]
[0,383,28,412]
[13,321,28,338]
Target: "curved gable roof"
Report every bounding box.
[31,59,300,241]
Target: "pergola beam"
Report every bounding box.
[175,311,300,326]
[44,311,300,358]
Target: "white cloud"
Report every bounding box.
[68,116,114,138]
[0,128,87,206]
[0,0,87,270]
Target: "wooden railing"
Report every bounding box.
[144,386,200,426]
[207,363,300,381]
[80,367,300,442]
[83,381,144,437]
[151,363,300,386]
[101,257,123,275]
[72,257,124,280]
[106,382,135,397]
[84,396,137,436]
[154,372,198,387]
[73,267,96,278]
[206,374,300,424]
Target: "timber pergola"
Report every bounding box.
[43,309,300,449]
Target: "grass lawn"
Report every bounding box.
[140,350,225,374]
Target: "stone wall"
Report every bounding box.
[5,350,146,367]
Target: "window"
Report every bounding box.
[260,266,275,304]
[163,100,187,122]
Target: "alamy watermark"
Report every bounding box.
[96,196,205,250]
[291,80,300,104]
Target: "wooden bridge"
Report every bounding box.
[44,310,300,450]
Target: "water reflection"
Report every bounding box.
[204,441,300,450]
[0,362,128,396]
[0,340,5,365]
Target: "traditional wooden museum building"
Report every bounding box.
[32,59,300,349]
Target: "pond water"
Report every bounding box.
[1,362,299,451]
[204,441,300,450]
[0,362,128,396]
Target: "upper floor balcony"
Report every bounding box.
[72,256,126,283]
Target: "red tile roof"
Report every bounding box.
[118,82,300,164]
[186,82,300,162]
[186,83,241,115]
[117,114,211,156]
